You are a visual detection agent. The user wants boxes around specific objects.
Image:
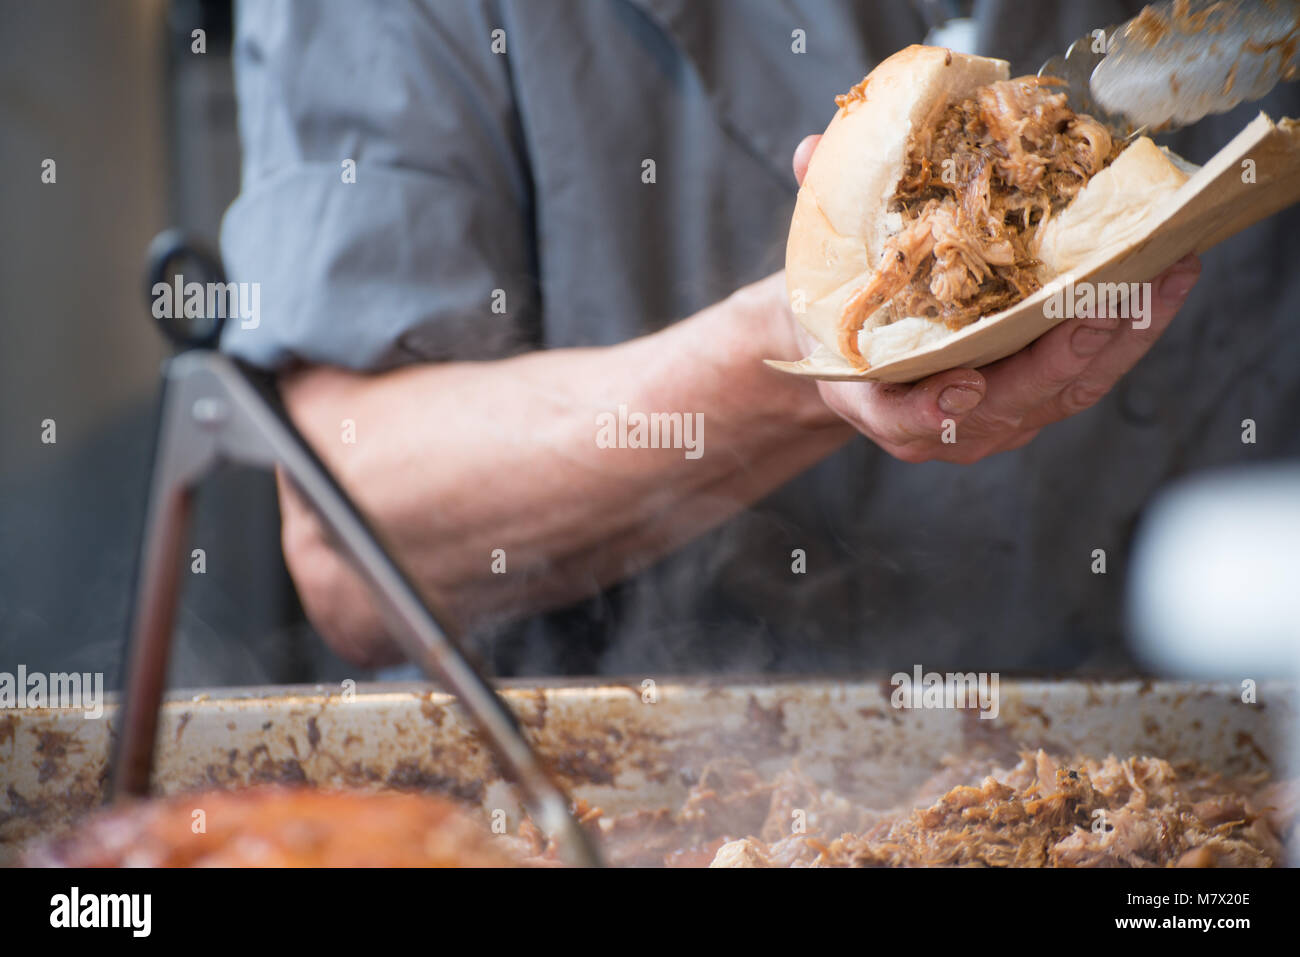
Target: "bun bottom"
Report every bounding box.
[858,316,951,367]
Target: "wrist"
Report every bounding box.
[721,274,851,433]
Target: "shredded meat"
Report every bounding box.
[499,748,1293,868]
[50,756,1284,868]
[589,758,776,867]
[840,76,1122,367]
[707,752,1290,868]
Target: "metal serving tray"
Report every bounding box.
[1,677,1293,865]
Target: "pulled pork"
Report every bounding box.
[839,76,1122,366]
[707,751,1291,868]
[506,750,1290,868]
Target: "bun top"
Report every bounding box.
[786,46,1009,356]
[1033,136,1190,276]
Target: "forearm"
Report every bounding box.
[278,274,853,663]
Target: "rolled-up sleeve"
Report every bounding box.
[220,0,537,370]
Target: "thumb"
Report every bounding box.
[792,135,822,186]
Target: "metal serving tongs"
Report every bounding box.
[1040,0,1299,138]
[110,231,602,867]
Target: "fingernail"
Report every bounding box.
[939,386,982,415]
[1160,266,1199,300]
[1071,326,1112,358]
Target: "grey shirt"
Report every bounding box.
[221,0,1300,676]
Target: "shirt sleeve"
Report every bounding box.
[219,0,538,370]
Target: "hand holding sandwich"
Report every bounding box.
[789,125,1200,465]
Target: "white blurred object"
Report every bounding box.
[1129,463,1300,864]
[924,17,978,55]
[1129,465,1300,675]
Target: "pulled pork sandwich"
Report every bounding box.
[788,45,1189,371]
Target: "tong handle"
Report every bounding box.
[145,229,228,350]
[113,232,602,867]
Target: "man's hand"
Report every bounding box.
[790,134,1201,465]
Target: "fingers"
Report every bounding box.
[969,254,1201,435]
[792,135,822,186]
[1034,254,1201,426]
[820,367,986,454]
[965,313,1113,435]
[803,220,1200,465]
[1045,254,1196,421]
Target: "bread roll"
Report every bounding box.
[786,45,1189,371]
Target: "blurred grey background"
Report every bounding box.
[0,0,361,689]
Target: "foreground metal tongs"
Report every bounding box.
[111,231,602,867]
[1041,0,1299,138]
